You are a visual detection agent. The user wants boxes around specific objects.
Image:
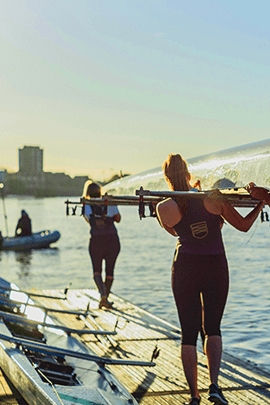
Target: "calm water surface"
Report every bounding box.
[0,196,270,372]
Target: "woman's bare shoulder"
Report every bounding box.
[157,198,178,211]
[157,198,182,228]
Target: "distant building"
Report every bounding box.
[5,145,91,196]
[18,146,45,193]
[19,145,43,173]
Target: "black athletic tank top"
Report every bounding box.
[173,198,225,255]
[89,205,117,236]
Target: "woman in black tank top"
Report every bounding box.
[156,154,265,405]
[82,181,121,310]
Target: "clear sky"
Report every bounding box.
[1,0,269,181]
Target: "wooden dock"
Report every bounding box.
[2,288,270,404]
[0,368,27,404]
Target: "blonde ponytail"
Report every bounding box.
[163,154,189,191]
[162,154,190,213]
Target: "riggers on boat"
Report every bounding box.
[0,277,155,405]
[0,230,61,250]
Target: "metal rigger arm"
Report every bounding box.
[65,186,265,220]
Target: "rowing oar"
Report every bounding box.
[0,285,67,300]
[0,333,155,367]
[0,311,116,336]
[0,296,89,316]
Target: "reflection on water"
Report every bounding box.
[40,247,59,255]
[13,247,59,280]
[15,251,33,278]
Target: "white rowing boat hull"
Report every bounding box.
[0,329,133,405]
[103,138,270,194]
[0,278,139,405]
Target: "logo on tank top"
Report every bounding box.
[190,221,208,239]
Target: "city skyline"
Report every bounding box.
[1,144,92,178]
[1,144,90,177]
[1,1,269,180]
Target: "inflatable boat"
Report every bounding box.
[0,230,61,250]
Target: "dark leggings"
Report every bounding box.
[89,234,120,279]
[172,253,229,346]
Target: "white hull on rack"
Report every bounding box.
[0,277,154,405]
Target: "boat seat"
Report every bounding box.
[36,361,79,386]
[26,351,80,386]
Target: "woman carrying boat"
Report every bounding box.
[82,181,121,309]
[156,154,265,405]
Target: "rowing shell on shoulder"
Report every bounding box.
[66,139,270,218]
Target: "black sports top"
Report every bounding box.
[86,205,118,236]
[173,198,225,255]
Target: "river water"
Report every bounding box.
[0,196,270,373]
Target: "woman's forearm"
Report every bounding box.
[242,201,265,232]
[222,200,264,232]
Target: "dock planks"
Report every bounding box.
[6,287,270,405]
[0,369,27,404]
